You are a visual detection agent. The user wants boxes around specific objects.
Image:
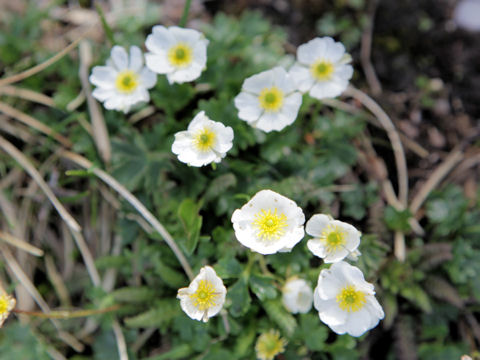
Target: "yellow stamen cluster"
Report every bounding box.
[194,128,216,152]
[258,86,284,112]
[190,280,218,311]
[253,208,288,241]
[0,293,15,327]
[168,43,193,67]
[115,70,139,94]
[336,285,366,312]
[320,224,346,253]
[310,60,334,81]
[255,329,287,360]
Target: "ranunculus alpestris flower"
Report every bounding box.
[171,111,234,167]
[313,261,384,337]
[234,67,302,132]
[177,266,226,323]
[89,45,157,113]
[255,329,287,360]
[289,37,353,99]
[282,277,313,314]
[145,25,209,84]
[0,292,15,328]
[306,214,361,263]
[231,189,305,255]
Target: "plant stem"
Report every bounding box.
[179,0,192,27]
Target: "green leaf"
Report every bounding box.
[227,278,251,317]
[124,300,179,328]
[262,300,297,337]
[177,198,203,254]
[401,285,433,313]
[249,274,278,301]
[214,256,242,279]
[111,286,156,303]
[298,314,328,351]
[145,344,193,360]
[384,206,412,232]
[155,261,187,289]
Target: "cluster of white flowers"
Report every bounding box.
[88,23,382,340]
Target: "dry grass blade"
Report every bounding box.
[61,150,194,280]
[78,40,111,164]
[0,86,56,107]
[0,26,93,88]
[0,243,84,352]
[113,320,129,360]
[0,102,72,147]
[346,85,409,207]
[0,230,44,257]
[0,136,80,231]
[410,148,464,215]
[45,255,72,307]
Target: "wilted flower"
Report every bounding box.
[289,37,353,99]
[255,329,287,360]
[234,67,302,132]
[231,189,305,255]
[306,214,361,263]
[171,111,234,167]
[89,45,156,113]
[282,277,313,314]
[313,261,384,337]
[177,266,226,323]
[0,292,15,328]
[145,25,209,84]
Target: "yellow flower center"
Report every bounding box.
[336,285,366,312]
[190,280,218,311]
[258,86,284,112]
[311,60,334,81]
[320,224,346,253]
[115,70,139,94]
[168,43,193,67]
[194,128,216,152]
[253,208,288,241]
[0,296,9,315]
[255,330,287,360]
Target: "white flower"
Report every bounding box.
[234,67,302,132]
[282,277,313,314]
[89,45,157,113]
[306,214,361,263]
[145,25,208,84]
[313,261,384,337]
[289,37,353,99]
[171,111,234,167]
[177,266,227,323]
[255,329,287,360]
[0,292,15,328]
[231,189,305,255]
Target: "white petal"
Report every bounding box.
[110,46,129,70]
[307,239,328,258]
[234,92,263,122]
[145,53,174,75]
[169,26,202,44]
[316,267,344,299]
[187,111,208,130]
[192,38,208,68]
[167,65,203,84]
[270,67,295,94]
[242,69,275,94]
[89,66,117,88]
[279,92,302,123]
[305,214,331,237]
[140,67,157,89]
[309,79,348,99]
[297,37,331,65]
[323,248,350,263]
[318,298,348,327]
[334,64,354,80]
[342,307,374,337]
[129,46,144,72]
[323,40,346,63]
[289,63,314,93]
[146,25,176,53]
[91,88,115,102]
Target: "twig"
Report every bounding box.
[345,85,408,207]
[0,102,72,147]
[0,85,56,107]
[410,148,464,215]
[113,320,129,360]
[13,304,120,319]
[360,0,382,95]
[61,150,194,280]
[0,230,44,257]
[0,26,93,87]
